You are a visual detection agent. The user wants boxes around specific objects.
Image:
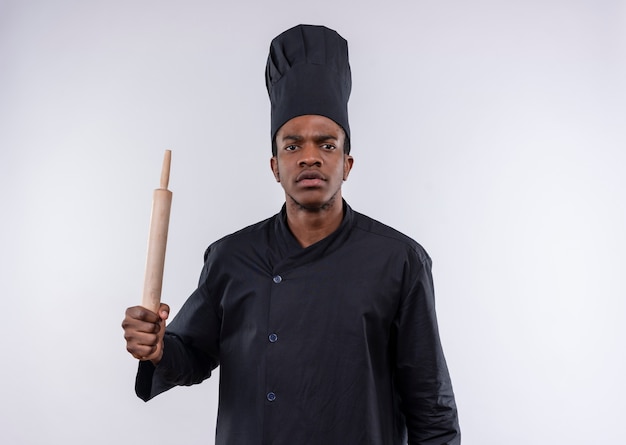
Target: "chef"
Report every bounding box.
[123,24,460,444]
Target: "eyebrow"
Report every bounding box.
[281,134,339,143]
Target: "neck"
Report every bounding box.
[284,196,344,248]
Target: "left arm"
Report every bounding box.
[393,252,461,445]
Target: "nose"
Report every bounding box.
[298,143,322,167]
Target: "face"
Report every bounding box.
[270,115,354,212]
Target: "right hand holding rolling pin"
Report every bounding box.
[122,303,170,365]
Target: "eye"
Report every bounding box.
[321,143,336,150]
[284,145,298,151]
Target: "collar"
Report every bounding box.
[271,200,355,272]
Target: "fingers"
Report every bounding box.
[125,332,160,361]
[122,305,169,362]
[124,305,161,324]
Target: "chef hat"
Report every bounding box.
[265,24,352,151]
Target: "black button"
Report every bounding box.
[267,392,276,402]
[273,275,282,283]
[269,333,278,343]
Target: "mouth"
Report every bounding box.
[297,171,325,181]
[296,170,326,187]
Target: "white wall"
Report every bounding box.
[1,1,624,444]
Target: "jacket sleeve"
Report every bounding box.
[135,259,221,402]
[393,250,461,444]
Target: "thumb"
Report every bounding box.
[158,303,170,322]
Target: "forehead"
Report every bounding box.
[276,115,344,140]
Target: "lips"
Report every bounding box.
[296,170,326,187]
[296,170,325,182]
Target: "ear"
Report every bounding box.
[270,157,280,182]
[343,155,354,181]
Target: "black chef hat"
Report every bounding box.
[265,24,352,150]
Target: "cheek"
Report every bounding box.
[340,163,349,179]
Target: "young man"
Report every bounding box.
[123,24,460,444]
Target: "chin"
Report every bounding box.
[288,194,337,212]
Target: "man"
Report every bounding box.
[123,24,460,444]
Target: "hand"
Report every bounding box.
[122,303,170,365]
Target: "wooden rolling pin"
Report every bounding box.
[141,150,172,313]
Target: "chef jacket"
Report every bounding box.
[135,201,460,444]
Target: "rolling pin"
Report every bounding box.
[141,150,172,313]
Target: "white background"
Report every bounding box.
[1,1,624,444]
